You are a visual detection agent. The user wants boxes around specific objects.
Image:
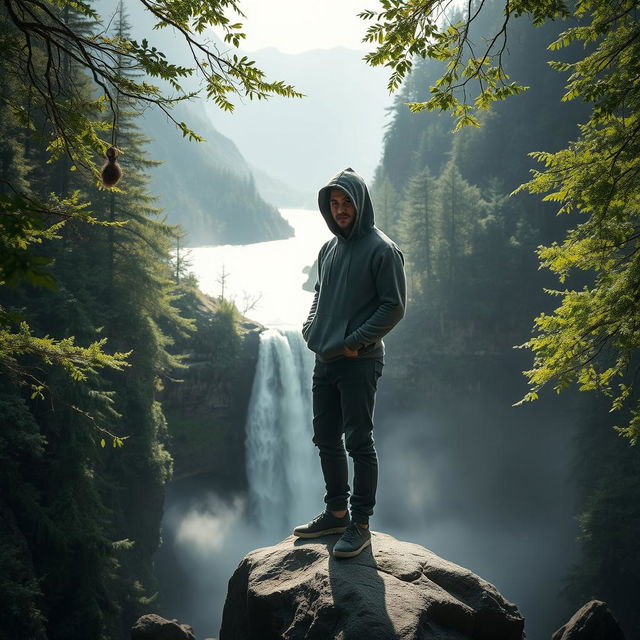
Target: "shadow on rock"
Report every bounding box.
[318,535,398,640]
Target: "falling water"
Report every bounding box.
[245,328,323,534]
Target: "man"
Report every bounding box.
[294,167,406,558]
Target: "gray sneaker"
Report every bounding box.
[293,510,350,538]
[332,523,371,558]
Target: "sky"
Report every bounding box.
[232,0,378,53]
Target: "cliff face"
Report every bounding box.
[161,289,262,485]
[219,531,525,640]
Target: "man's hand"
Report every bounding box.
[343,345,359,358]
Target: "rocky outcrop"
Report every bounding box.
[131,614,196,640]
[552,601,625,640]
[219,531,524,640]
[161,288,263,484]
[131,613,224,640]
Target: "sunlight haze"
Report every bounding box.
[234,0,466,54]
[236,0,376,53]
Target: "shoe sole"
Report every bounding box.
[332,537,372,558]
[292,526,348,539]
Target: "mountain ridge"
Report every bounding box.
[142,104,294,246]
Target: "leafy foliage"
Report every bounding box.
[364,0,640,442]
[371,2,640,631]
[509,1,640,442]
[2,0,302,175]
[0,190,129,289]
[359,0,563,130]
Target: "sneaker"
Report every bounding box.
[293,510,350,538]
[332,523,372,558]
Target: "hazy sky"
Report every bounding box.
[234,0,377,53]
[233,0,466,54]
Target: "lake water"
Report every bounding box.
[189,208,333,328]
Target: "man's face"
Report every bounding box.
[330,188,356,232]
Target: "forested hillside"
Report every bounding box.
[0,12,180,638]
[143,105,293,246]
[371,2,640,633]
[0,1,293,637]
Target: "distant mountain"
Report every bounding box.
[142,105,293,246]
[250,164,310,209]
[204,46,394,201]
[96,1,391,210]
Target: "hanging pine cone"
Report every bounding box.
[101,146,122,187]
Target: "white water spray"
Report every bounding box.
[245,328,323,534]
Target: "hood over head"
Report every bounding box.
[318,167,375,241]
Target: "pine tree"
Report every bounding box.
[435,159,482,309]
[0,2,195,637]
[78,4,193,629]
[371,172,400,233]
[399,168,436,301]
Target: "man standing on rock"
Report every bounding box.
[294,167,406,558]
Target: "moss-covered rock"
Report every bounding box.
[161,287,262,486]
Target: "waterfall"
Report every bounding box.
[245,328,323,534]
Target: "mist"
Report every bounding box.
[374,385,582,639]
[156,340,582,639]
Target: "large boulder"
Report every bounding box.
[131,614,196,640]
[552,600,625,640]
[219,531,524,640]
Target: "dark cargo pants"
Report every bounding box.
[312,357,384,525]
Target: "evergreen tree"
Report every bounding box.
[84,6,192,630]
[362,0,640,441]
[371,171,400,234]
[0,1,199,637]
[398,167,436,301]
[435,158,482,311]
[568,401,640,636]
[367,0,640,629]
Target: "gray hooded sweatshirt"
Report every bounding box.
[302,167,406,362]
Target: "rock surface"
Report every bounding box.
[552,600,625,640]
[160,288,262,483]
[131,614,196,640]
[219,531,524,640]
